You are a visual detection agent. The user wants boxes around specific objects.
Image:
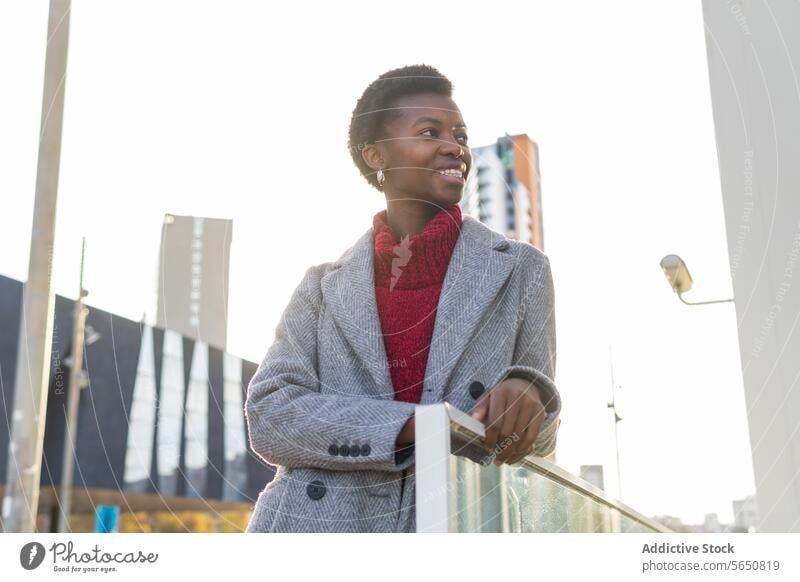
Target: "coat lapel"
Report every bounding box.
[320,228,393,399]
[320,214,518,403]
[421,215,517,403]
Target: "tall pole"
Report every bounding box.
[57,238,88,533]
[1,0,71,533]
[607,343,623,499]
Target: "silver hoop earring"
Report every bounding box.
[377,168,385,186]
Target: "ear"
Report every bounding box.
[361,143,385,172]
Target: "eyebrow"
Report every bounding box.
[412,115,468,130]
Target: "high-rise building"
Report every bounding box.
[732,495,758,532]
[579,464,605,491]
[156,214,232,351]
[703,512,723,533]
[461,133,545,249]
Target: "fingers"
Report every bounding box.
[492,397,530,465]
[492,397,523,464]
[476,382,547,466]
[486,391,524,465]
[483,388,507,452]
[506,405,544,464]
[505,399,536,463]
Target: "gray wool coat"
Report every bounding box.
[244,214,561,533]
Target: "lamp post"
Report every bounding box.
[607,344,623,499]
[57,238,102,533]
[660,255,734,305]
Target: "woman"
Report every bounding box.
[245,64,561,533]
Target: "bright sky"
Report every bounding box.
[1,1,756,525]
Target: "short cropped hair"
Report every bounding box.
[348,64,454,191]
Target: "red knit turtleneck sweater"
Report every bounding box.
[372,204,463,404]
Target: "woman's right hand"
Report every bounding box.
[396,414,415,446]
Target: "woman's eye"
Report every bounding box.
[420,128,467,144]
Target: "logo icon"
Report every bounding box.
[390,235,412,291]
[20,542,46,570]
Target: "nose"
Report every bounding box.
[440,135,464,158]
[439,135,466,156]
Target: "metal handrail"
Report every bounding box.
[442,403,671,533]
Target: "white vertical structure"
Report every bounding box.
[414,404,452,533]
[122,325,157,491]
[2,0,71,533]
[702,0,800,532]
[222,352,247,501]
[157,329,185,495]
[184,340,209,497]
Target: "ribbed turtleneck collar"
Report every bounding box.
[372,204,463,290]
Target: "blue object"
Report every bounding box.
[95,505,119,533]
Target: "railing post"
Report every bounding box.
[414,404,452,533]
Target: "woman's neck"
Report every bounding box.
[384,200,444,238]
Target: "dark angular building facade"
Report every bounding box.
[0,275,275,531]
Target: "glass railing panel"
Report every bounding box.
[416,403,670,533]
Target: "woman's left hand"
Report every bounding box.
[468,377,546,465]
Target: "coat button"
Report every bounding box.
[328,444,339,456]
[469,381,486,399]
[350,445,360,457]
[338,444,350,456]
[360,444,371,456]
[306,480,326,500]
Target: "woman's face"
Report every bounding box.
[364,92,472,210]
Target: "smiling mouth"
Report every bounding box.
[436,170,466,185]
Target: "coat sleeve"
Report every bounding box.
[485,250,561,457]
[244,264,417,473]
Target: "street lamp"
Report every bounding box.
[659,254,734,306]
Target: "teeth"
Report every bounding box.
[439,169,463,177]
